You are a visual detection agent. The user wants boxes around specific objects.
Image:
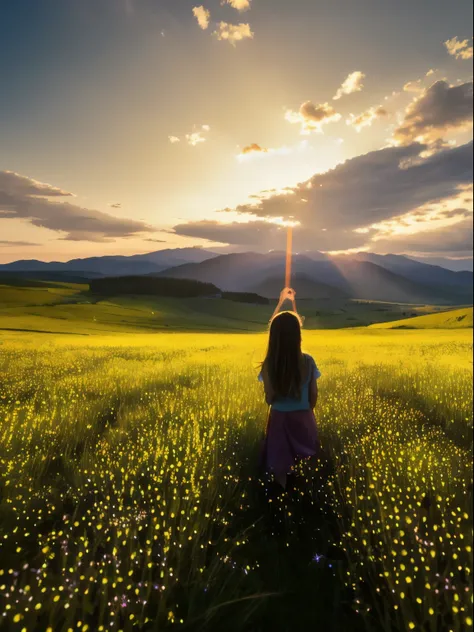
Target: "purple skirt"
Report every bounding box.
[261,408,321,488]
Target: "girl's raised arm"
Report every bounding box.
[270,287,298,321]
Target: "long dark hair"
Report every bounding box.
[262,311,303,399]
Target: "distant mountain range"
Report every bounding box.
[0,247,214,277]
[408,256,473,272]
[0,247,472,305]
[153,251,472,305]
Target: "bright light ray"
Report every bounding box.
[285,226,293,288]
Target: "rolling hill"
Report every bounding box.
[90,276,221,298]
[0,280,267,334]
[89,276,270,304]
[370,307,473,329]
[248,274,348,300]
[2,277,465,335]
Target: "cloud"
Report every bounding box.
[403,79,423,93]
[193,5,211,30]
[172,141,473,254]
[393,80,473,145]
[170,125,210,146]
[372,216,473,258]
[333,71,365,100]
[0,171,155,242]
[369,196,471,241]
[221,0,251,11]
[241,143,267,154]
[444,36,473,60]
[214,22,253,45]
[0,171,73,198]
[0,240,41,247]
[285,101,341,134]
[172,219,288,246]
[172,215,474,257]
[172,219,370,252]
[186,125,211,146]
[109,202,122,208]
[186,132,206,146]
[144,238,168,243]
[237,143,269,160]
[346,105,388,132]
[236,141,310,161]
[234,141,473,229]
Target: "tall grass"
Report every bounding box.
[0,331,472,631]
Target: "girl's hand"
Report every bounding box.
[271,287,298,321]
[279,287,295,303]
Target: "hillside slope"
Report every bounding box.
[344,252,473,290]
[370,307,473,329]
[248,274,348,299]
[3,278,463,335]
[90,276,221,298]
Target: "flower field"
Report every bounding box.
[0,329,472,632]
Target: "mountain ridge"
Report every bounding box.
[154,251,473,305]
[1,248,472,305]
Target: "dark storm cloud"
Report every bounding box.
[0,171,155,242]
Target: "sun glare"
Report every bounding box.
[269,217,301,228]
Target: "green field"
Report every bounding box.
[0,280,469,334]
[0,326,472,632]
[371,307,473,330]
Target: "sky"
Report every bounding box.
[0,0,473,264]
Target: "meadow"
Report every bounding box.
[0,327,472,632]
[0,279,463,335]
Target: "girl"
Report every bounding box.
[258,288,321,488]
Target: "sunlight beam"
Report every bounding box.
[285,226,293,288]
